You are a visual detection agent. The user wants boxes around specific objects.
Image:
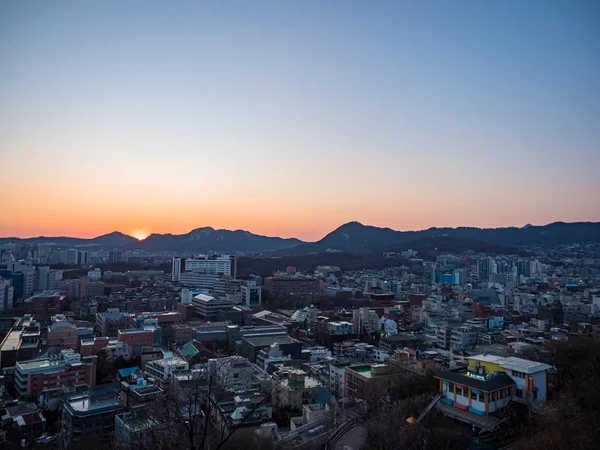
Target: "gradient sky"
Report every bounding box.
[1,0,599,241]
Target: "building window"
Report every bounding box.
[516,388,523,398]
[478,393,485,402]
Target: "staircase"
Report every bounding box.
[417,393,442,422]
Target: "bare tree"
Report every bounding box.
[117,354,282,450]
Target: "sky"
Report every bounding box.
[1,0,599,242]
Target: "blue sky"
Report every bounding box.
[1,0,599,239]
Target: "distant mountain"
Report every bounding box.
[136,227,304,253]
[0,228,303,253]
[280,221,600,254]
[90,232,140,247]
[2,221,599,254]
[0,231,138,248]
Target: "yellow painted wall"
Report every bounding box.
[468,358,505,374]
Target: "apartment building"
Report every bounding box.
[329,362,352,399]
[264,275,320,297]
[96,309,131,337]
[172,255,237,281]
[345,364,393,398]
[117,329,155,357]
[450,326,478,350]
[47,320,79,350]
[23,292,67,320]
[192,293,236,321]
[15,350,97,398]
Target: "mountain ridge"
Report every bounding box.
[275,220,600,254]
[1,221,599,253]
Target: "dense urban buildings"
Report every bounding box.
[1,236,600,449]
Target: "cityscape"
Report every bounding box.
[2,1,600,450]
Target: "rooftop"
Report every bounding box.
[437,370,515,392]
[118,328,153,335]
[346,364,390,379]
[64,390,123,415]
[470,354,553,374]
[243,335,297,347]
[117,415,158,431]
[147,356,188,368]
[282,376,322,390]
[0,329,23,351]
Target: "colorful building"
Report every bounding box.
[435,354,552,429]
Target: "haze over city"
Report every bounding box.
[2,1,599,241]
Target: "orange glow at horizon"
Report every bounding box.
[130,229,150,241]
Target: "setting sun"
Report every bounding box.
[130,229,149,241]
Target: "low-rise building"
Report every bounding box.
[211,389,273,437]
[329,362,352,399]
[144,353,189,382]
[0,315,41,369]
[60,389,124,448]
[117,329,155,357]
[434,354,553,431]
[450,326,478,350]
[23,292,67,320]
[80,337,132,361]
[47,317,79,350]
[273,370,322,411]
[192,294,236,321]
[15,350,97,398]
[345,364,393,399]
[96,309,131,337]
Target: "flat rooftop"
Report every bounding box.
[148,357,188,367]
[281,376,321,390]
[17,359,67,371]
[65,393,123,414]
[470,354,552,374]
[0,329,23,351]
[243,335,296,347]
[347,365,390,379]
[118,328,152,334]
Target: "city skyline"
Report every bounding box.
[2,1,599,241]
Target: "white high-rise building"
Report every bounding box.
[172,257,182,281]
[172,255,237,281]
